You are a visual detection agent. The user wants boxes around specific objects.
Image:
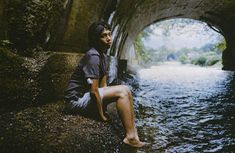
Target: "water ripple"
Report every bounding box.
[134,63,235,153]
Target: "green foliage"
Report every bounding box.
[134,31,152,66]
[190,52,221,66]
[134,38,223,67]
[191,56,207,66]
[215,38,226,53]
[134,18,226,67]
[179,53,189,64]
[207,58,220,66]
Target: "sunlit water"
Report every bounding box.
[133,62,235,153]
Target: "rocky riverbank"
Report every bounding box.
[0,100,137,153]
[0,47,142,153]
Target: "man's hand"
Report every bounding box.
[90,90,107,122]
[90,79,109,122]
[101,112,111,122]
[101,115,108,121]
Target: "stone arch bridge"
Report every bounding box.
[1,0,235,70]
[58,0,235,70]
[1,1,235,152]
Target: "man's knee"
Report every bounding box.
[112,85,130,98]
[116,85,130,99]
[122,85,131,95]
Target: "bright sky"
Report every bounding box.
[143,19,224,50]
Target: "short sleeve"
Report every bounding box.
[83,55,100,79]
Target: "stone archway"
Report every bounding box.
[109,0,235,70]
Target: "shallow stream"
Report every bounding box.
[133,62,235,153]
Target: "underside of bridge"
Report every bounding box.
[109,0,235,70]
[1,0,235,70]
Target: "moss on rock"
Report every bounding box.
[0,47,85,108]
[7,0,66,55]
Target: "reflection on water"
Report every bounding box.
[133,62,235,153]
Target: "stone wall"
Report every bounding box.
[0,0,115,54]
[0,47,119,107]
[0,47,83,107]
[222,30,235,70]
[6,0,69,55]
[0,0,118,106]
[55,0,114,53]
[0,0,7,40]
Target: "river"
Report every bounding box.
[132,62,235,153]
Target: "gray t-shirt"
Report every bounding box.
[64,48,108,101]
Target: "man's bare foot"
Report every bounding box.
[134,128,140,140]
[123,137,146,148]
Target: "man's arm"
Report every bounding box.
[100,75,107,87]
[90,79,107,121]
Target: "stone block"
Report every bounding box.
[39,52,83,102]
[0,48,84,108]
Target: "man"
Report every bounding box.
[64,21,145,148]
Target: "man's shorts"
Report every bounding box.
[64,88,104,118]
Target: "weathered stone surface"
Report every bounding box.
[0,0,7,40]
[38,52,83,102]
[1,0,115,54]
[56,0,113,53]
[5,0,66,55]
[0,47,39,107]
[221,30,235,70]
[0,47,83,107]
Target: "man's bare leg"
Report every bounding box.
[127,88,140,141]
[103,85,145,147]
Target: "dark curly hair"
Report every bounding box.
[88,21,111,48]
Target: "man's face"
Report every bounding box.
[99,28,112,50]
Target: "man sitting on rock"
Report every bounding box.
[64,21,145,148]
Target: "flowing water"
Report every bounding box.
[132,62,235,153]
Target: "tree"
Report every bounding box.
[134,18,225,67]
